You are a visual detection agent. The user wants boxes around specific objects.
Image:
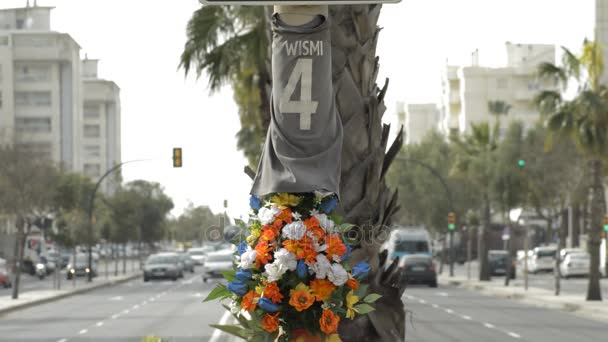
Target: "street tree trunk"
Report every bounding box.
[479,197,491,281]
[587,159,604,301]
[11,215,26,300]
[329,4,405,341]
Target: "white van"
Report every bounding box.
[383,226,433,262]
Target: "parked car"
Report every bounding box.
[187,247,209,265]
[202,251,235,283]
[488,250,516,279]
[530,246,557,274]
[560,252,590,278]
[67,253,98,280]
[177,252,195,273]
[144,253,181,282]
[398,254,437,287]
[0,258,12,288]
[559,248,585,260]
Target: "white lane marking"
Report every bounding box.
[431,304,440,309]
[194,292,203,298]
[418,299,426,304]
[142,301,148,305]
[133,304,140,310]
[507,332,521,339]
[462,315,472,320]
[150,298,156,302]
[404,295,414,300]
[57,339,68,342]
[79,329,88,335]
[209,310,232,342]
[96,322,104,327]
[111,314,119,319]
[109,296,123,301]
[445,309,454,314]
[484,323,495,329]
[435,292,449,297]
[123,309,130,314]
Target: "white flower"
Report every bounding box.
[292,211,302,220]
[264,261,288,282]
[310,254,331,279]
[313,213,335,232]
[229,300,240,314]
[328,263,348,286]
[312,236,328,253]
[257,206,280,225]
[282,221,306,240]
[274,248,297,271]
[238,249,257,269]
[332,254,342,263]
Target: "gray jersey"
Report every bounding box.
[251,14,342,197]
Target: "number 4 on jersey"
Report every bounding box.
[279,58,319,130]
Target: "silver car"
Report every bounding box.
[202,250,235,283]
[144,253,181,282]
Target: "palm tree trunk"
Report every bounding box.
[11,215,26,300]
[587,159,604,301]
[329,4,404,341]
[479,197,491,281]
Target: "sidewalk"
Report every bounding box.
[0,271,142,316]
[438,274,608,323]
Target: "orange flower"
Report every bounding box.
[310,279,336,302]
[289,283,315,312]
[319,309,340,334]
[304,216,320,229]
[261,224,280,242]
[264,281,284,303]
[305,217,325,241]
[241,290,259,312]
[278,208,293,223]
[346,277,359,291]
[261,313,280,333]
[255,240,273,267]
[325,234,347,261]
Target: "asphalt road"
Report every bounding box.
[446,260,608,296]
[0,269,226,342]
[403,284,608,342]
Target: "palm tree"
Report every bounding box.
[451,122,500,281]
[535,39,608,301]
[487,100,512,131]
[181,4,404,341]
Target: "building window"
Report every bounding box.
[15,117,52,133]
[16,142,52,160]
[16,19,24,29]
[497,78,509,89]
[83,104,100,118]
[84,145,100,158]
[0,36,8,46]
[83,163,101,178]
[15,91,51,106]
[83,124,100,138]
[16,65,51,82]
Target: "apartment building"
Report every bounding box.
[396,102,441,145]
[440,43,556,137]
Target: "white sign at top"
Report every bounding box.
[201,0,400,5]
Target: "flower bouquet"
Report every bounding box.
[204,192,380,341]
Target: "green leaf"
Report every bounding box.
[335,223,355,233]
[363,293,382,303]
[203,284,230,302]
[209,324,249,339]
[222,270,237,282]
[222,304,251,329]
[234,218,248,228]
[354,284,369,298]
[353,303,375,315]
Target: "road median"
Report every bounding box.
[0,271,142,316]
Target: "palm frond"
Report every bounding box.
[537,62,567,87]
[560,46,581,80]
[534,90,562,115]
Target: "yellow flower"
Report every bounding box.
[255,284,265,295]
[246,235,257,246]
[345,290,359,319]
[251,228,261,238]
[271,193,301,208]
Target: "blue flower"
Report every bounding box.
[342,245,352,261]
[296,259,308,278]
[227,280,248,296]
[352,261,371,279]
[249,195,262,210]
[237,241,248,256]
[320,196,338,213]
[258,298,280,312]
[235,270,252,282]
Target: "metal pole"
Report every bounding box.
[449,230,454,277]
[524,223,529,291]
[467,228,472,281]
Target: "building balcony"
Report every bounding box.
[515,89,537,101]
[449,92,461,104]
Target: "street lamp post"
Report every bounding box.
[86,160,148,282]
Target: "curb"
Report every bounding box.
[0,272,142,316]
[438,277,608,323]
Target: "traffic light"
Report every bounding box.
[173,147,182,168]
[518,159,525,167]
[448,212,456,231]
[603,215,608,232]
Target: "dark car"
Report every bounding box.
[398,254,437,287]
[489,250,516,279]
[67,254,98,280]
[144,253,181,282]
[177,252,195,273]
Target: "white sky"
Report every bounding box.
[1,0,595,220]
